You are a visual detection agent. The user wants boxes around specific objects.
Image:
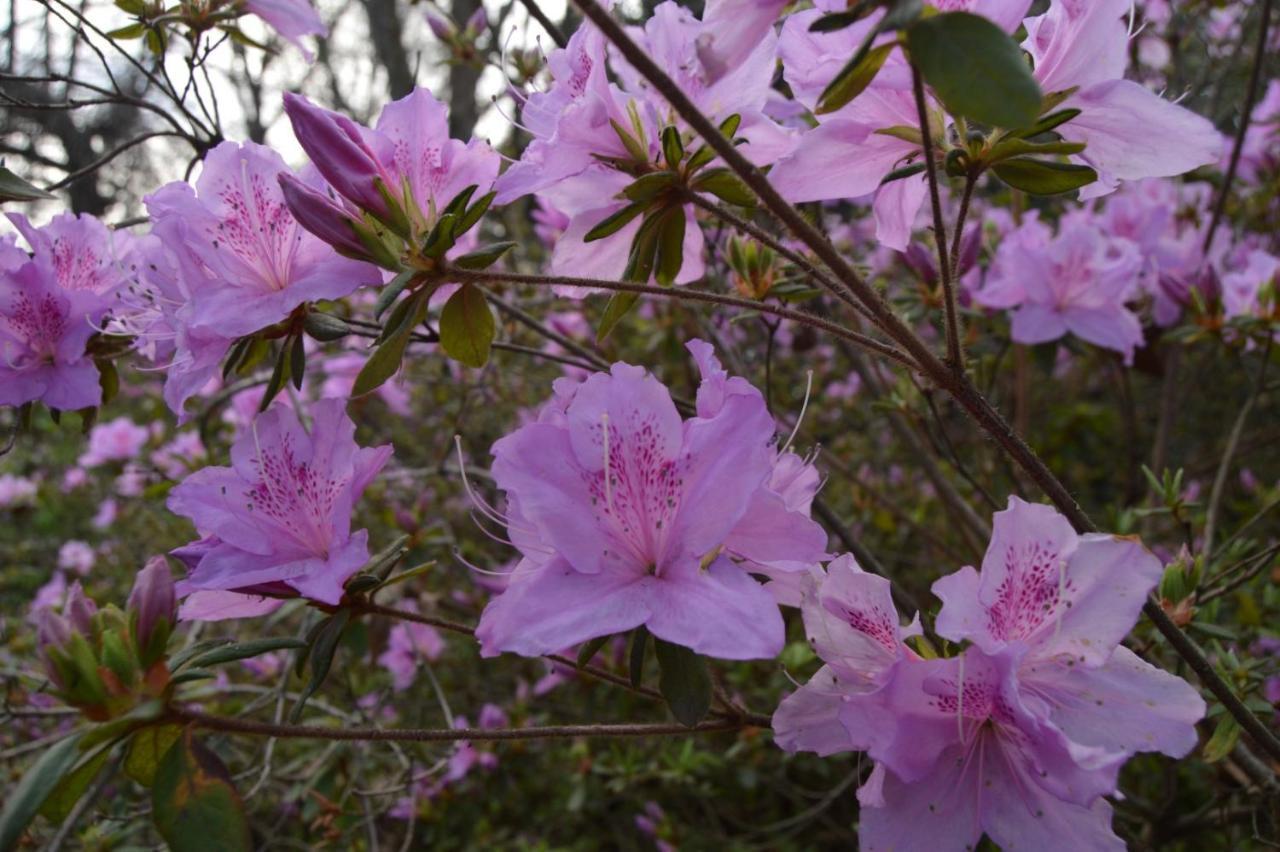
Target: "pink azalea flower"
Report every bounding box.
[5,211,136,296]
[377,605,447,691]
[282,88,500,251]
[973,213,1146,363]
[243,0,327,61]
[57,540,96,575]
[145,140,379,342]
[78,417,151,467]
[167,398,392,617]
[475,340,828,660]
[776,498,1204,851]
[493,2,792,285]
[0,258,107,411]
[0,472,39,507]
[1022,0,1221,197]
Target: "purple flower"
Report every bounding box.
[0,258,107,411]
[282,89,500,247]
[6,211,136,296]
[973,213,1146,363]
[377,606,446,691]
[78,417,151,467]
[167,398,392,615]
[494,3,793,285]
[1022,0,1221,197]
[243,0,327,61]
[475,340,828,661]
[775,497,1204,851]
[144,140,379,341]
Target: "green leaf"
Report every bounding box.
[107,22,147,39]
[1201,715,1240,763]
[258,339,292,412]
[0,164,55,202]
[124,724,183,787]
[809,1,879,32]
[654,639,712,727]
[422,212,458,259]
[152,731,252,852]
[289,333,306,391]
[622,171,679,204]
[584,202,646,243]
[609,119,650,165]
[816,41,896,115]
[170,638,234,671]
[690,168,755,207]
[654,207,686,287]
[454,191,496,236]
[0,732,84,850]
[290,609,351,722]
[353,291,428,396]
[661,126,684,170]
[986,137,1086,164]
[623,212,666,283]
[576,635,611,668]
[39,742,114,822]
[184,637,309,669]
[439,284,495,368]
[438,184,479,222]
[596,292,640,342]
[905,12,1042,129]
[879,162,927,185]
[97,358,120,405]
[452,241,516,270]
[1010,107,1081,139]
[302,312,351,342]
[628,625,649,689]
[992,158,1097,195]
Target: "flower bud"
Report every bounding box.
[279,173,372,260]
[464,7,487,35]
[282,92,397,225]
[129,556,176,665]
[34,607,72,664]
[425,10,454,41]
[64,581,98,636]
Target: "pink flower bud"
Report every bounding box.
[128,556,175,659]
[425,10,454,41]
[63,581,98,635]
[464,7,487,35]
[278,173,371,260]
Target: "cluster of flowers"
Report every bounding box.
[773,498,1205,850]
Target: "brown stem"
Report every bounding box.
[949,172,976,288]
[911,64,963,371]
[173,707,757,742]
[449,268,919,370]
[564,0,1280,767]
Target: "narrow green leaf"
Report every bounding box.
[654,207,686,287]
[289,333,305,391]
[584,202,646,243]
[628,625,650,689]
[622,171,679,204]
[290,608,351,722]
[808,1,879,32]
[185,637,309,669]
[0,164,55,202]
[623,211,666,283]
[170,638,234,671]
[609,119,650,164]
[816,41,896,115]
[654,639,712,727]
[986,137,1086,164]
[422,212,458,259]
[905,12,1042,129]
[576,635,611,668]
[1202,715,1240,763]
[363,534,411,580]
[596,292,640,342]
[438,184,479,222]
[439,284,495,368]
[1010,107,1082,139]
[353,291,427,396]
[257,340,292,411]
[661,126,685,170]
[107,22,147,38]
[454,190,497,236]
[124,724,183,787]
[0,732,85,850]
[879,162,927,185]
[452,241,516,270]
[691,168,755,206]
[992,158,1097,195]
[39,743,114,821]
[152,731,252,852]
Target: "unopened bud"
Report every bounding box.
[129,556,176,665]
